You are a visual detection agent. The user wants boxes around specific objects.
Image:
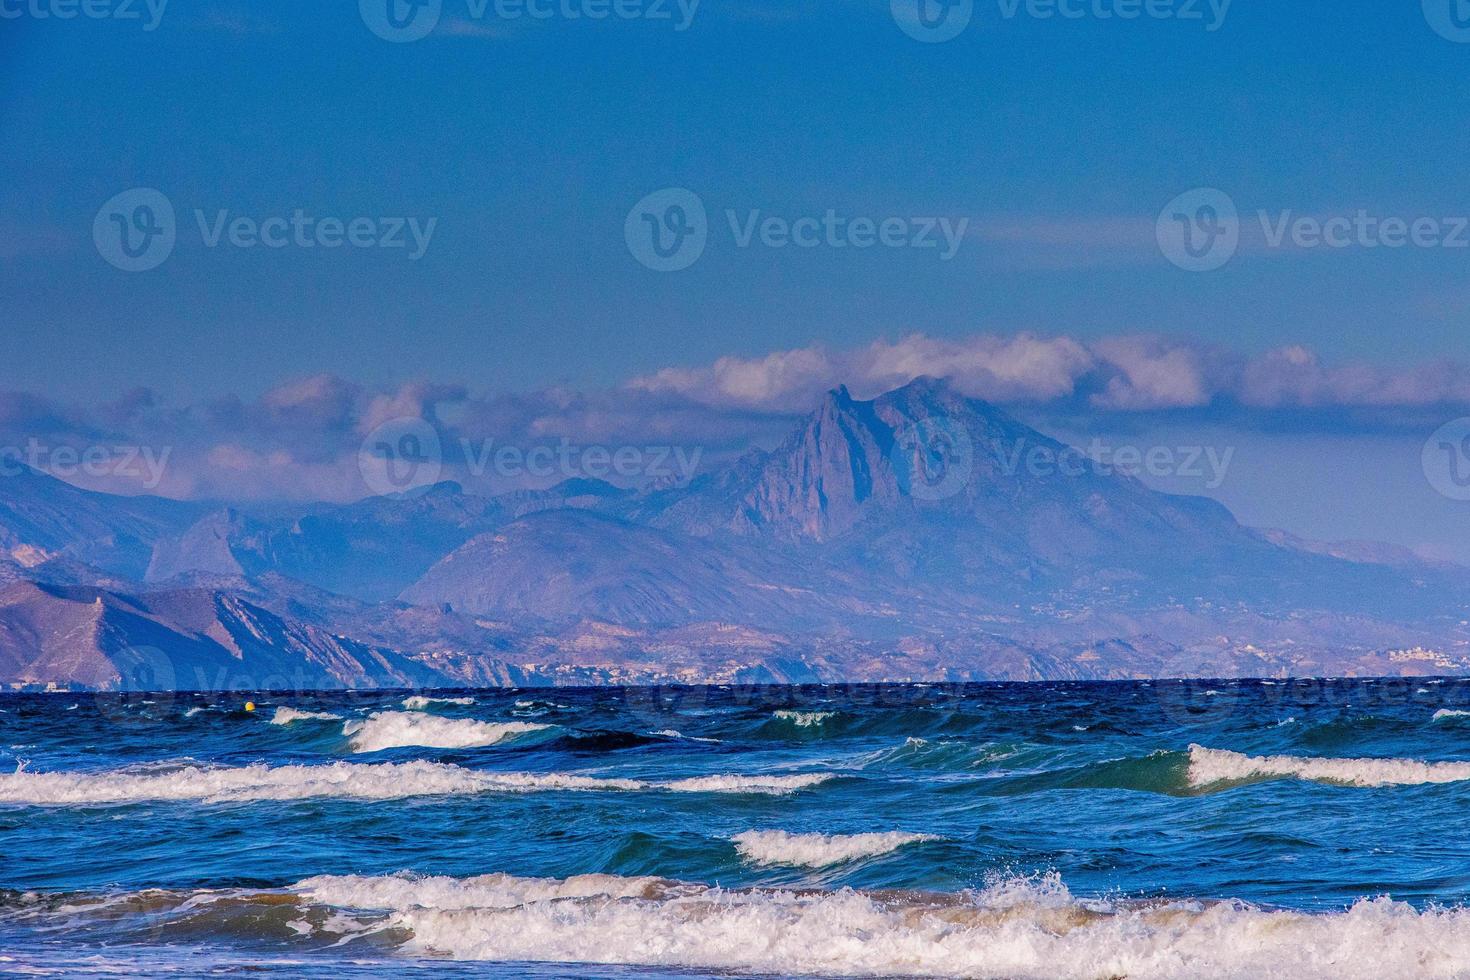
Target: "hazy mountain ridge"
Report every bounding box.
[0,580,445,691]
[2,378,1468,689]
[0,466,202,580]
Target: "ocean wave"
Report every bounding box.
[772,710,835,727]
[270,707,343,725]
[1432,709,1470,723]
[402,696,476,710]
[855,737,1023,772]
[296,871,678,912]
[1188,745,1470,789]
[731,829,937,867]
[662,773,832,795]
[0,760,651,805]
[0,761,832,806]
[341,711,548,753]
[653,729,722,743]
[281,870,1470,978]
[948,745,1470,797]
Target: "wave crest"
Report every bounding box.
[342,711,548,753]
[731,829,937,867]
[772,710,835,728]
[402,696,476,710]
[0,762,833,806]
[285,870,1470,978]
[269,707,342,725]
[1188,745,1470,789]
[0,760,648,805]
[663,773,831,795]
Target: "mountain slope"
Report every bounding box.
[402,508,876,630]
[0,467,199,580]
[145,483,508,601]
[3,378,1469,687]
[637,380,1466,619]
[0,580,447,691]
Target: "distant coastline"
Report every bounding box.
[4,380,1469,692]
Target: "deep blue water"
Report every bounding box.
[5,680,1470,978]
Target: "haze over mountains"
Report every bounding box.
[2,379,1467,690]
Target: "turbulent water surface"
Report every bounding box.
[5,680,1470,978]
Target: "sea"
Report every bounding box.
[4,679,1470,978]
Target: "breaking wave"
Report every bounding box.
[0,760,641,805]
[1187,745,1470,789]
[270,707,343,725]
[653,729,722,743]
[1432,709,1470,723]
[402,696,475,710]
[772,710,835,728]
[281,871,1470,978]
[341,711,548,753]
[662,773,832,794]
[731,829,937,867]
[0,761,833,806]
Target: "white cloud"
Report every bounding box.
[5,332,1470,503]
[1089,337,1214,410]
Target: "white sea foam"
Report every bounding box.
[1188,745,1470,788]
[0,760,647,805]
[0,761,831,806]
[402,696,475,710]
[298,871,678,912]
[653,730,722,743]
[270,707,343,725]
[663,773,832,795]
[1432,709,1470,722]
[287,871,1470,978]
[342,711,548,753]
[772,710,835,727]
[731,830,937,867]
[5,762,654,804]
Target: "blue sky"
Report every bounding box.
[3,0,1470,557]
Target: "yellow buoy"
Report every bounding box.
[244,701,256,712]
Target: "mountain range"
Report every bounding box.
[2,378,1467,690]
